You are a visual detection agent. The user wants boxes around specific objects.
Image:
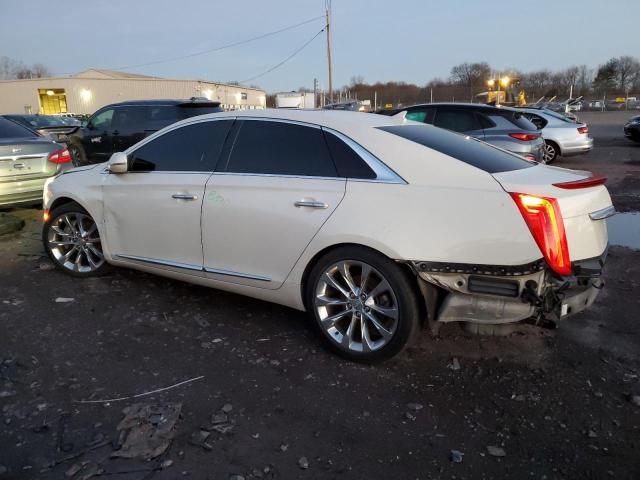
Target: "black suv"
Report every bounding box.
[67,98,223,165]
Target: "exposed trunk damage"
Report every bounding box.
[410,253,606,331]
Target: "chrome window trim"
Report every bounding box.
[115,253,271,282]
[589,205,616,221]
[204,266,271,282]
[210,171,344,182]
[115,254,202,272]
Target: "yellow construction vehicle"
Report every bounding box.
[476,76,527,106]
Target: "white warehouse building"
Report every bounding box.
[0,69,266,115]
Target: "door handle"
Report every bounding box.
[13,163,25,169]
[294,200,328,209]
[172,193,198,200]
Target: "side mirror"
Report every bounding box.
[108,152,128,174]
[81,120,88,128]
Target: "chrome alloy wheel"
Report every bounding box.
[541,142,556,163]
[314,260,399,353]
[47,212,104,273]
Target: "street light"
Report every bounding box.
[500,76,510,87]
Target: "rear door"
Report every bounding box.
[111,106,149,152]
[433,108,485,139]
[201,119,346,289]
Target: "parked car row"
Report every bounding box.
[41,108,613,362]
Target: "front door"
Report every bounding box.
[83,108,116,163]
[102,119,233,275]
[202,119,346,289]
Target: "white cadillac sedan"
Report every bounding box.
[42,109,614,362]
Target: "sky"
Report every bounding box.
[0,0,636,93]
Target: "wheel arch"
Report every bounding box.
[298,242,423,318]
[545,138,561,156]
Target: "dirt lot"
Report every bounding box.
[1,111,639,480]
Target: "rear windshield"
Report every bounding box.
[0,117,38,139]
[541,109,577,123]
[8,115,67,128]
[504,111,537,131]
[377,124,535,174]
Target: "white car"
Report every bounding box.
[518,108,594,163]
[42,110,614,362]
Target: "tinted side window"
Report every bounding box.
[504,112,537,131]
[476,113,496,129]
[224,120,337,177]
[434,109,481,132]
[323,131,376,179]
[90,109,114,130]
[406,107,435,124]
[129,120,232,172]
[377,125,534,174]
[112,106,148,130]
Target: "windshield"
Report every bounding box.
[7,114,68,128]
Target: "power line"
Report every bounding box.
[56,15,324,75]
[240,27,325,83]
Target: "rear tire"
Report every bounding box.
[43,202,109,277]
[68,144,87,167]
[305,246,421,363]
[542,141,559,163]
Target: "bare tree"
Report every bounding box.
[614,55,640,91]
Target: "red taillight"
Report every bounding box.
[48,147,71,164]
[523,154,536,161]
[552,173,606,189]
[510,193,571,276]
[577,126,588,134]
[509,132,540,141]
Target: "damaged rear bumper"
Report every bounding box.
[411,250,607,327]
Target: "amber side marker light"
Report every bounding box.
[510,193,571,276]
[43,210,50,223]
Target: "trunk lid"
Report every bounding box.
[0,138,58,180]
[492,164,612,262]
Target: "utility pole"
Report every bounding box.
[313,78,318,108]
[325,1,333,103]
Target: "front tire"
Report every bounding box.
[306,246,421,363]
[43,203,109,277]
[68,144,87,167]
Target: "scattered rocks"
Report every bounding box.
[448,358,461,371]
[404,412,416,420]
[161,459,173,469]
[189,430,213,451]
[406,403,424,411]
[486,445,506,457]
[450,450,464,463]
[221,403,233,413]
[194,317,210,328]
[55,297,75,303]
[279,444,289,452]
[39,262,55,271]
[298,457,309,469]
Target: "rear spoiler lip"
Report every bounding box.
[552,173,607,189]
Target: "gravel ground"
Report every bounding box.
[0,112,639,480]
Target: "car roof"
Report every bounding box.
[193,108,407,130]
[400,102,517,113]
[103,98,221,107]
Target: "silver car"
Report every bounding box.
[381,103,545,162]
[0,117,72,208]
[518,108,593,163]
